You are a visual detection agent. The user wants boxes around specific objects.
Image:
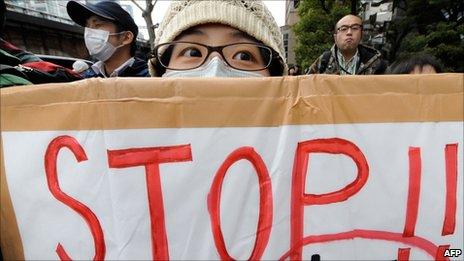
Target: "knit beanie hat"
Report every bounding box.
[149,0,287,76]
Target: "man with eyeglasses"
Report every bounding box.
[307,15,387,75]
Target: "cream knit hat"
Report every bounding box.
[149,0,287,76]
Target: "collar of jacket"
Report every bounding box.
[83,57,149,78]
[331,44,382,74]
[117,57,149,77]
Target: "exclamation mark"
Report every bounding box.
[403,147,421,237]
[442,144,458,236]
[435,245,451,261]
[435,144,458,261]
[397,147,422,260]
[397,248,410,261]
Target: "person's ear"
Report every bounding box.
[121,31,134,45]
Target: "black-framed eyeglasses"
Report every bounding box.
[336,24,363,33]
[152,41,275,71]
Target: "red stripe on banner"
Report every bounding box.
[442,144,458,236]
[45,136,106,261]
[397,248,410,261]
[107,144,192,260]
[289,138,369,260]
[279,229,449,261]
[107,145,192,167]
[207,147,273,261]
[145,162,169,261]
[56,244,72,261]
[435,245,450,261]
[403,147,421,237]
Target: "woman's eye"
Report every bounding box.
[181,48,202,57]
[233,52,253,61]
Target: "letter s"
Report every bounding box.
[44,135,105,261]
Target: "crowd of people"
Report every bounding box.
[0,0,445,88]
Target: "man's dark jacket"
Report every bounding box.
[307,44,387,75]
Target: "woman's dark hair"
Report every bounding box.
[150,45,173,76]
[115,23,137,56]
[387,54,443,74]
[268,58,285,76]
[267,49,285,76]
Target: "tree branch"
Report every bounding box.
[130,0,144,12]
[147,0,158,12]
[145,0,152,11]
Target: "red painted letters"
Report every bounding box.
[44,135,106,261]
[403,147,421,237]
[289,138,369,260]
[42,135,459,260]
[207,147,273,260]
[442,144,458,236]
[107,144,192,260]
[397,248,411,261]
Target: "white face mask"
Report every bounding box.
[84,27,124,62]
[162,57,264,78]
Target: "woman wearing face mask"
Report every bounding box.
[149,0,287,78]
[67,1,149,78]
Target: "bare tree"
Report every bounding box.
[131,0,158,50]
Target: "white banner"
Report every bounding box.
[2,122,463,260]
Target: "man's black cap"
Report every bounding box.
[66,0,138,38]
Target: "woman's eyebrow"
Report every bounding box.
[230,30,257,42]
[177,28,205,38]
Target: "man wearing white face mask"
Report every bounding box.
[149,0,287,77]
[67,1,149,78]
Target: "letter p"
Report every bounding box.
[289,138,369,260]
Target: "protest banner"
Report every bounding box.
[1,75,463,260]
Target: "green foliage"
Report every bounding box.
[386,0,464,72]
[294,0,464,72]
[293,0,353,69]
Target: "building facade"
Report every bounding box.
[4,0,90,59]
[3,0,150,64]
[360,0,394,56]
[281,0,300,68]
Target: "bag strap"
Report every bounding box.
[319,51,332,73]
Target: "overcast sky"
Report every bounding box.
[120,0,286,40]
